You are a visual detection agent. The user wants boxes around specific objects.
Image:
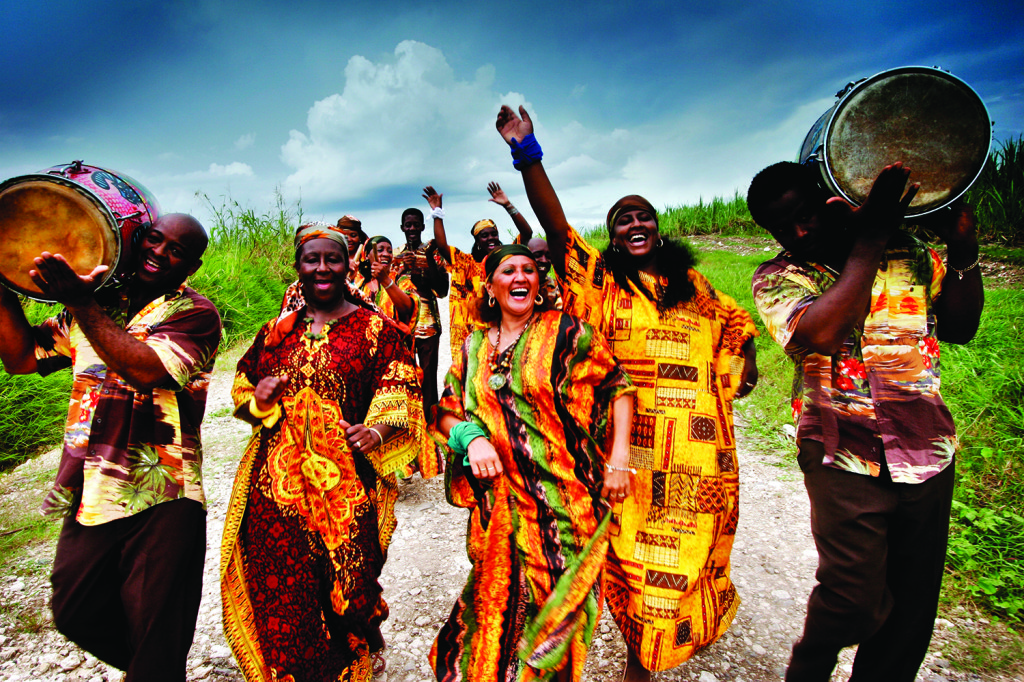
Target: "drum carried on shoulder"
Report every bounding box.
[800,66,992,217]
[0,160,161,302]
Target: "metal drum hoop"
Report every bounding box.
[800,66,992,217]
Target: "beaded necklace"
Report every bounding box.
[487,314,536,390]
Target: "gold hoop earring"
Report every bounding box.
[535,292,544,306]
[488,294,496,307]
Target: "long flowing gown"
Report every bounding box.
[221,307,425,682]
[429,310,636,682]
[559,227,757,671]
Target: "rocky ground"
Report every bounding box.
[0,296,1017,682]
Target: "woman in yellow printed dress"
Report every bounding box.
[496,105,759,681]
[222,222,425,681]
[354,235,419,342]
[431,244,636,682]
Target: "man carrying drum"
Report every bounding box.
[0,214,221,682]
[746,162,984,681]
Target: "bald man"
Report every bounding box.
[0,214,222,681]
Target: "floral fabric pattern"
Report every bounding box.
[33,285,221,525]
[752,234,955,483]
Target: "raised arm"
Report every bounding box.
[29,253,172,391]
[424,186,451,264]
[495,105,572,279]
[370,255,415,321]
[424,241,450,299]
[0,288,40,374]
[919,203,984,344]
[792,164,919,356]
[487,181,533,242]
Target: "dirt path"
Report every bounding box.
[0,298,988,682]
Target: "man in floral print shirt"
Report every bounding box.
[747,162,984,682]
[0,214,220,682]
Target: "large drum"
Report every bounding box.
[799,66,991,217]
[0,161,161,302]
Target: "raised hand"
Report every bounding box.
[911,201,977,247]
[487,182,511,207]
[370,259,392,283]
[254,374,289,413]
[28,252,107,307]
[422,186,442,210]
[495,105,534,146]
[857,162,919,236]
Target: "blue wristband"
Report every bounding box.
[510,134,543,170]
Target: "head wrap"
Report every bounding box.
[471,218,497,237]
[606,195,659,234]
[484,244,536,280]
[336,214,362,232]
[294,221,349,250]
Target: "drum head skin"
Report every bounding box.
[823,68,991,216]
[0,178,119,299]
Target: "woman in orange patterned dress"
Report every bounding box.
[430,244,636,682]
[222,223,425,681]
[353,235,419,342]
[496,105,759,682]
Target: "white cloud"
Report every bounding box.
[206,162,254,178]
[280,41,508,202]
[276,41,842,235]
[234,133,256,150]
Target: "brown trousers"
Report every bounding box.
[51,498,206,681]
[786,440,955,682]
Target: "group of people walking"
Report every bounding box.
[0,99,983,682]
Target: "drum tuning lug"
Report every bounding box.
[836,78,867,99]
[68,160,84,175]
[114,210,143,224]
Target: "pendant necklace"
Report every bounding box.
[487,315,535,390]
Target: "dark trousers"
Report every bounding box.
[786,441,955,682]
[51,498,207,682]
[417,332,441,413]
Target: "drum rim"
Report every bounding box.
[818,65,992,217]
[0,173,123,303]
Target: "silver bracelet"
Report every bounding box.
[383,279,397,289]
[506,205,520,216]
[948,254,980,280]
[606,463,637,474]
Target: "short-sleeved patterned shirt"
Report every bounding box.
[34,285,222,524]
[752,234,956,484]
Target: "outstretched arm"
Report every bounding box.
[424,187,451,263]
[792,163,919,356]
[487,181,533,242]
[29,253,172,391]
[495,105,571,279]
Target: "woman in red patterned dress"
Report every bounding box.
[222,223,425,681]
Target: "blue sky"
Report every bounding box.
[2,0,1021,251]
